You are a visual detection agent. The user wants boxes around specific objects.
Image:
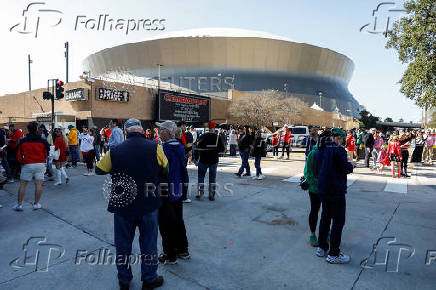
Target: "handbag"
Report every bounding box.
[299,176,309,191]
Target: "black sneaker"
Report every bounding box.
[142,276,164,290]
[158,253,177,265]
[234,173,241,177]
[209,194,215,201]
[119,282,130,290]
[177,252,191,260]
[195,192,204,200]
[242,173,251,177]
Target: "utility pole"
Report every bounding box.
[28,54,32,91]
[64,42,69,82]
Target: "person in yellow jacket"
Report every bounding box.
[67,125,79,167]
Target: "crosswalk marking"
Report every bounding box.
[384,178,407,194]
[282,173,303,183]
[283,173,360,186]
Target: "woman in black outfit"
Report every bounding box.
[411,131,425,165]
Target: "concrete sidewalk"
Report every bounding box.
[0,158,435,290]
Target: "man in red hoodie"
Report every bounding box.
[13,122,49,211]
[7,123,24,180]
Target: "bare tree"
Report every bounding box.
[229,90,306,128]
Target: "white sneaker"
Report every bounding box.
[183,198,192,203]
[7,179,14,183]
[316,247,326,257]
[251,175,258,180]
[257,174,265,180]
[54,182,62,186]
[13,204,23,211]
[33,203,42,210]
[87,172,95,176]
[83,172,89,176]
[326,253,351,264]
[0,204,3,208]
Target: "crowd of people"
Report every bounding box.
[0,118,435,288]
[342,128,435,178]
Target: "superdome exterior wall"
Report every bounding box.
[82,29,359,116]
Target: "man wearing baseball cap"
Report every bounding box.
[96,118,168,290]
[315,128,354,264]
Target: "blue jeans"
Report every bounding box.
[45,157,53,177]
[255,156,262,176]
[114,211,159,284]
[238,151,250,175]
[230,144,237,156]
[69,145,79,166]
[94,145,100,161]
[1,151,12,179]
[197,162,218,195]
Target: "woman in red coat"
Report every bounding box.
[54,128,69,185]
[387,135,402,178]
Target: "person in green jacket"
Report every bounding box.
[304,144,320,247]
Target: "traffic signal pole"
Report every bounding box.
[51,79,55,130]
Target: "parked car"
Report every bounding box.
[266,126,309,150]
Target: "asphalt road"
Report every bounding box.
[0,153,435,290]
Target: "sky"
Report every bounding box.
[0,0,423,122]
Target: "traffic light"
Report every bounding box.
[55,80,64,99]
[43,91,53,100]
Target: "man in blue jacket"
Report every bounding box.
[96,118,168,290]
[315,128,353,264]
[156,121,190,265]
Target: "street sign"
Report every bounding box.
[157,90,210,122]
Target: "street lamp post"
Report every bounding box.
[64,42,69,82]
[318,92,323,108]
[28,54,32,91]
[157,64,164,93]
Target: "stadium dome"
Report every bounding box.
[83,28,359,116]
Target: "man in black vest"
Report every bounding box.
[195,121,225,201]
[96,118,168,290]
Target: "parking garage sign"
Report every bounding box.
[157,90,210,122]
[96,88,129,102]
